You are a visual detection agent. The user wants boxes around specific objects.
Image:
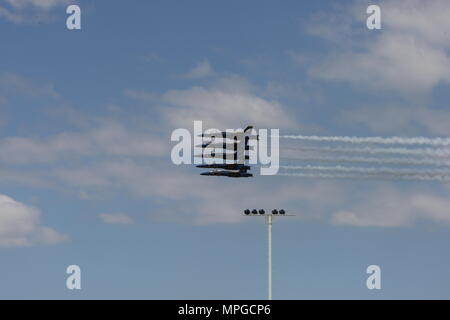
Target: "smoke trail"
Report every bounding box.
[282,154,450,167]
[280,135,450,146]
[277,172,450,182]
[283,146,450,157]
[281,165,450,176]
[276,133,450,182]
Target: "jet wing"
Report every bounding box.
[199,125,254,138]
[200,170,253,178]
[197,143,253,150]
[200,135,259,140]
[195,154,250,160]
[196,164,251,170]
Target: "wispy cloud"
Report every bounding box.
[179,60,215,79]
[99,213,134,225]
[306,0,450,94]
[161,75,296,129]
[331,187,450,227]
[0,72,59,98]
[2,68,450,229]
[0,0,71,24]
[339,104,450,136]
[0,122,167,165]
[0,194,66,247]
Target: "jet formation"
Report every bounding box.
[196,125,257,178]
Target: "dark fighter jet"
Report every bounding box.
[196,125,256,178]
[200,168,253,178]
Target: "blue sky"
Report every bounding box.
[1,0,450,299]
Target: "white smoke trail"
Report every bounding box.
[277,133,450,182]
[283,146,450,157]
[283,154,450,167]
[277,172,450,182]
[280,135,450,146]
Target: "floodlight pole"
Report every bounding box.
[243,209,293,300]
[267,214,273,300]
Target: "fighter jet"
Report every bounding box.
[197,125,256,178]
[200,168,253,178]
[196,164,251,171]
[200,125,254,138]
[197,142,253,150]
[195,153,250,160]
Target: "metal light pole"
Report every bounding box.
[267,214,273,300]
[243,209,292,300]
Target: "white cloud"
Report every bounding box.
[339,104,450,136]
[331,187,450,227]
[5,0,69,10]
[0,71,300,225]
[0,194,66,247]
[307,0,450,94]
[180,60,215,79]
[99,213,134,225]
[412,194,450,224]
[4,145,450,228]
[161,75,296,129]
[0,153,338,225]
[0,122,168,165]
[125,74,299,130]
[0,72,59,98]
[383,0,450,47]
[311,34,450,93]
[0,0,70,24]
[43,162,350,225]
[3,71,449,228]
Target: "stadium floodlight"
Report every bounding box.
[243,209,294,300]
